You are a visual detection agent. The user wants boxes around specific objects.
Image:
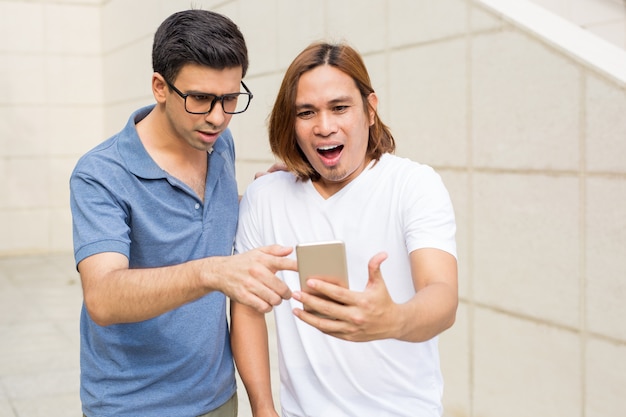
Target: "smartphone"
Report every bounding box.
[296,240,349,293]
[296,240,349,318]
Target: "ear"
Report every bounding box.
[367,92,378,126]
[152,73,168,104]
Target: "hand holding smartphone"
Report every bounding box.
[296,240,348,317]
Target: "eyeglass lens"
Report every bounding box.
[185,92,250,114]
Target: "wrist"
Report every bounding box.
[195,256,220,292]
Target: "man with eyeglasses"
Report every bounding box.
[70,9,296,417]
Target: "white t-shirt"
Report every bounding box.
[236,153,457,417]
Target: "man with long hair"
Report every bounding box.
[232,42,458,417]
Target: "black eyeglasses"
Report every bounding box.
[165,79,253,115]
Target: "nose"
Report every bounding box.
[313,112,337,137]
[203,100,227,127]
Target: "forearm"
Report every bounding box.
[231,302,277,416]
[80,246,295,326]
[393,282,458,342]
[80,253,213,326]
[394,248,458,342]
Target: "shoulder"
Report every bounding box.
[247,170,298,191]
[241,170,299,202]
[375,153,441,183]
[73,106,152,175]
[72,135,122,176]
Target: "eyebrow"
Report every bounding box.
[295,95,354,110]
[187,89,239,96]
[180,84,242,96]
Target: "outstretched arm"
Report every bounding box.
[292,248,458,343]
[79,245,297,326]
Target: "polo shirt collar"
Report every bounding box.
[118,105,228,180]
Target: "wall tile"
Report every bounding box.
[0,159,6,209]
[54,0,104,4]
[0,2,44,53]
[389,39,467,167]
[207,2,241,35]
[0,55,46,105]
[585,337,626,417]
[472,30,580,171]
[49,157,75,208]
[390,0,467,47]
[230,72,282,162]
[326,0,386,53]
[0,106,48,157]
[237,0,279,75]
[440,302,471,417]
[101,0,162,54]
[474,308,582,417]
[586,74,626,174]
[439,170,470,301]
[362,53,389,121]
[103,38,152,103]
[236,161,279,195]
[44,4,100,55]
[473,172,580,328]
[471,3,504,32]
[46,56,103,105]
[276,0,325,69]
[0,117,5,157]
[586,177,626,341]
[49,208,74,253]
[104,99,148,138]
[6,158,50,209]
[0,209,49,254]
[47,106,105,157]
[159,0,226,17]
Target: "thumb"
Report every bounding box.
[367,252,388,287]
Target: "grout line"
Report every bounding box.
[579,65,588,417]
[465,1,475,416]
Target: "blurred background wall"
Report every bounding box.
[0,0,625,416]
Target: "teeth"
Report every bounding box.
[318,145,339,151]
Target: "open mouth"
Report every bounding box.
[198,130,219,142]
[317,144,344,159]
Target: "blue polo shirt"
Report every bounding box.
[70,105,238,417]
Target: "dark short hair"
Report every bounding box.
[268,42,395,181]
[152,9,248,83]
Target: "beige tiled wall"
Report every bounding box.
[1,0,625,416]
[0,0,102,255]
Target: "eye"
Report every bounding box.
[296,110,314,119]
[333,105,349,113]
[190,94,214,102]
[222,95,239,103]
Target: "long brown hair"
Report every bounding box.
[269,42,395,181]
